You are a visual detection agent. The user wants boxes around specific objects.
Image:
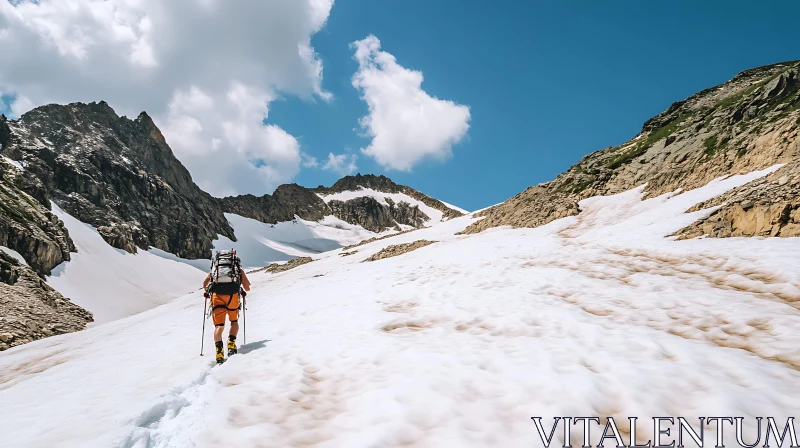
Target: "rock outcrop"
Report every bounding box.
[1,102,235,260]
[221,184,329,224]
[464,60,800,236]
[674,161,800,239]
[341,228,419,251]
[0,250,92,351]
[363,240,437,262]
[250,257,314,274]
[0,156,74,276]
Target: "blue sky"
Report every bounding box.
[1,1,797,211]
[274,0,798,210]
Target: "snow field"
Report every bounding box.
[47,203,206,324]
[1,165,800,446]
[212,213,393,270]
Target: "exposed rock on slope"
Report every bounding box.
[464,60,800,237]
[674,161,800,239]
[221,174,464,232]
[326,196,426,232]
[0,102,235,259]
[250,257,314,274]
[0,156,73,276]
[363,240,437,262]
[220,184,329,225]
[0,251,92,351]
[318,174,464,220]
[0,153,92,351]
[341,228,418,251]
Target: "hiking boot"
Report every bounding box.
[215,340,225,364]
[227,335,237,356]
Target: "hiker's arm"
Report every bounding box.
[241,271,251,292]
[202,273,211,289]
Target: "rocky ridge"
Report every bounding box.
[221,174,464,233]
[0,250,92,351]
[464,60,800,237]
[0,102,236,260]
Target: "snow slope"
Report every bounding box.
[1,245,28,265]
[46,204,206,324]
[212,213,392,270]
[3,166,800,447]
[44,208,389,323]
[2,155,25,169]
[318,188,452,225]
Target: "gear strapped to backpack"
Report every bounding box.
[208,249,242,296]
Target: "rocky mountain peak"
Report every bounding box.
[324,174,399,193]
[1,101,235,260]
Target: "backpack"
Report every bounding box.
[209,249,242,295]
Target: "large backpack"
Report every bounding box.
[209,249,242,295]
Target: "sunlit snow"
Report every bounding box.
[46,203,206,324]
[0,246,28,265]
[212,213,393,270]
[2,166,799,447]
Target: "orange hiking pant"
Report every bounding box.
[211,292,240,327]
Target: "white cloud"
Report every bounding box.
[322,152,358,176]
[301,153,319,168]
[351,35,471,172]
[0,0,334,196]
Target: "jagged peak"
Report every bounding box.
[325,173,402,194]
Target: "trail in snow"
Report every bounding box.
[2,166,800,447]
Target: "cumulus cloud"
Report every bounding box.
[0,0,334,196]
[351,35,471,172]
[322,152,358,176]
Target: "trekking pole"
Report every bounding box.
[243,293,247,345]
[200,293,208,356]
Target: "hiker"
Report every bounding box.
[203,249,251,364]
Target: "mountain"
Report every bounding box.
[0,102,464,348]
[2,164,799,447]
[221,174,464,233]
[0,102,463,262]
[0,156,92,349]
[464,60,800,237]
[2,61,800,446]
[0,102,235,261]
